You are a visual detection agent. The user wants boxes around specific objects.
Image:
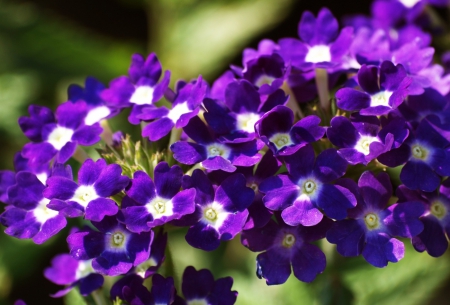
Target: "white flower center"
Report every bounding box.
[47,126,74,150]
[130,85,155,105]
[430,201,447,219]
[247,182,259,194]
[236,113,260,133]
[282,233,296,248]
[33,198,58,224]
[411,144,428,160]
[167,102,191,123]
[355,135,379,155]
[269,133,293,150]
[36,172,48,185]
[146,197,174,219]
[370,91,393,108]
[111,232,125,247]
[71,185,99,208]
[84,106,111,125]
[399,0,420,8]
[206,143,230,159]
[75,260,94,280]
[305,45,331,63]
[364,213,380,230]
[303,180,316,194]
[255,75,276,88]
[201,202,227,230]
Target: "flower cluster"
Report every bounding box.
[2,0,450,303]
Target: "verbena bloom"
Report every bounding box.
[20,102,103,168]
[255,105,325,157]
[119,162,196,232]
[326,171,424,267]
[335,61,411,115]
[242,216,332,285]
[177,169,254,251]
[67,215,153,276]
[139,75,207,141]
[68,76,119,125]
[1,170,68,244]
[171,116,263,172]
[44,159,130,221]
[278,7,353,70]
[204,80,288,143]
[101,53,170,124]
[44,254,102,297]
[260,144,356,226]
[397,181,450,257]
[377,115,450,192]
[178,266,237,305]
[327,113,409,165]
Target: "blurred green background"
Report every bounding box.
[0,0,449,304]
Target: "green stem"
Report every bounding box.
[100,120,113,146]
[281,81,304,120]
[91,289,108,305]
[315,68,330,112]
[168,127,182,150]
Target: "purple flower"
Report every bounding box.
[204,80,288,143]
[101,53,170,125]
[0,171,67,244]
[68,76,120,125]
[208,150,281,230]
[138,75,207,141]
[44,159,130,221]
[278,7,353,70]
[243,39,279,64]
[178,266,237,305]
[44,254,103,297]
[110,273,153,304]
[119,162,196,232]
[170,116,263,172]
[241,54,288,95]
[397,181,450,257]
[378,115,450,192]
[260,144,356,226]
[21,101,103,168]
[67,216,153,276]
[335,61,411,115]
[255,105,325,157]
[178,170,254,251]
[134,230,167,278]
[326,171,424,267]
[242,216,332,285]
[327,113,409,165]
[0,170,15,204]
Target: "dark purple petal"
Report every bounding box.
[94,164,130,197]
[291,243,326,283]
[78,159,105,186]
[182,266,214,300]
[362,233,404,268]
[281,195,323,226]
[336,88,371,111]
[326,219,365,257]
[412,216,448,257]
[215,174,254,212]
[358,65,380,94]
[313,149,347,183]
[400,160,440,192]
[256,249,291,285]
[126,171,156,205]
[44,176,78,201]
[225,80,261,113]
[358,171,392,211]
[154,162,183,199]
[315,184,356,220]
[283,144,315,180]
[142,118,174,141]
[171,141,207,165]
[185,222,220,251]
[72,124,103,146]
[85,198,119,222]
[384,202,424,238]
[260,175,299,211]
[290,115,325,144]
